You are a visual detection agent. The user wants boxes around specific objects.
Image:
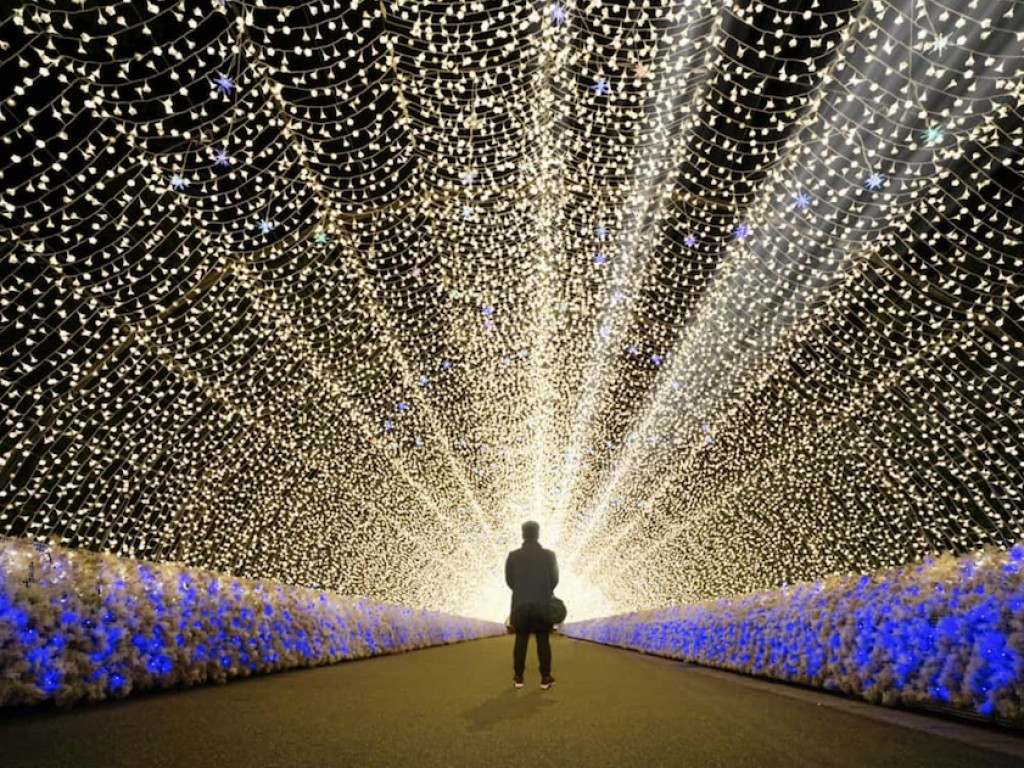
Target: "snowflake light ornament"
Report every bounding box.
[550,2,566,26]
[590,77,609,97]
[794,193,811,210]
[213,74,235,95]
[683,233,698,247]
[864,172,886,191]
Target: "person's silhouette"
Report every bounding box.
[505,521,558,689]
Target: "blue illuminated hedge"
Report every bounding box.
[0,538,504,707]
[563,546,1024,725]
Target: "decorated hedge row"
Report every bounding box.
[0,538,505,707]
[563,547,1024,725]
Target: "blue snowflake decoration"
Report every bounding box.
[169,174,188,191]
[441,360,453,371]
[683,233,698,247]
[864,172,885,190]
[550,2,566,26]
[213,74,235,95]
[418,375,430,386]
[651,354,663,366]
[257,219,274,234]
[627,344,639,356]
[396,401,409,412]
[414,438,424,448]
[590,76,609,97]
[461,171,477,186]
[383,420,395,432]
[461,205,474,219]
[922,125,944,145]
[313,232,329,245]
[733,223,751,239]
[481,304,494,318]
[595,224,608,238]
[213,148,230,167]
[518,348,529,359]
[611,290,625,304]
[794,192,811,211]
[594,252,608,265]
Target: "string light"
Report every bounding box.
[0,0,1021,624]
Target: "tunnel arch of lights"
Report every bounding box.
[1,0,1022,621]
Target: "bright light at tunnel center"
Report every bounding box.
[462,572,615,623]
[459,518,616,622]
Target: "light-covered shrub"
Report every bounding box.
[0,538,504,707]
[563,547,1024,725]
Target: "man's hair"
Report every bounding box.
[522,520,540,541]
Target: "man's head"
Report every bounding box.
[522,520,540,542]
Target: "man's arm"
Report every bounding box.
[550,551,559,590]
[505,552,514,589]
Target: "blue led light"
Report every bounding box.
[563,549,1024,721]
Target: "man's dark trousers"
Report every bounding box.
[512,604,551,677]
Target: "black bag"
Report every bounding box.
[548,596,567,625]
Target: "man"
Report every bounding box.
[505,520,558,689]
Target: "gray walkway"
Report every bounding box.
[1,635,1021,767]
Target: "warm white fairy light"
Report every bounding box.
[1,0,1022,621]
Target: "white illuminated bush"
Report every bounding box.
[0,538,505,708]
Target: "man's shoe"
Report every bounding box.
[540,676,555,690]
[513,676,524,688]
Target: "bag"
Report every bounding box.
[547,596,567,625]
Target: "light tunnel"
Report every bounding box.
[1,0,1023,763]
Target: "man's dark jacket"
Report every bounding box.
[505,540,559,625]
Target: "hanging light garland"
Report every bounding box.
[0,0,1022,620]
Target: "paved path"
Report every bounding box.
[2,635,1021,768]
